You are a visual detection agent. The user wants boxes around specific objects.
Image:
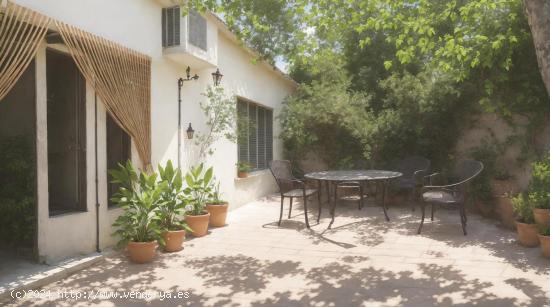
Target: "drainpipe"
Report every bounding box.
[95,93,101,253]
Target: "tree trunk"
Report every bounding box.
[524,0,550,99]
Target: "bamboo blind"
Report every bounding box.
[0,0,50,100]
[54,21,152,170]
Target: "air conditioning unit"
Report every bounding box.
[161,6,216,68]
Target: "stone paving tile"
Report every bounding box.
[5,195,550,307]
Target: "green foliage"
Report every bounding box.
[538,223,550,237]
[511,193,535,224]
[184,163,214,215]
[195,86,239,158]
[526,152,550,209]
[236,161,252,173]
[280,67,468,168]
[0,136,35,249]
[208,182,226,205]
[188,0,549,175]
[157,160,191,232]
[110,162,163,247]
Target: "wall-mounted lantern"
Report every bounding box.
[212,68,223,86]
[177,66,199,168]
[186,123,195,139]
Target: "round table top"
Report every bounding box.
[304,170,402,181]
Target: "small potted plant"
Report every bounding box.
[184,163,213,237]
[537,223,550,258]
[157,160,192,252]
[527,153,550,225]
[511,193,539,247]
[236,161,252,178]
[206,182,229,227]
[110,162,162,263]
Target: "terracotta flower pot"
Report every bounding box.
[185,212,210,237]
[496,197,515,229]
[515,221,540,247]
[490,179,516,197]
[533,208,550,225]
[127,241,157,263]
[238,171,248,178]
[475,200,494,218]
[162,230,186,252]
[537,234,550,259]
[206,202,229,227]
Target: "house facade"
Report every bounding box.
[1,0,295,263]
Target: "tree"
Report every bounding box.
[524,0,550,99]
[195,86,238,158]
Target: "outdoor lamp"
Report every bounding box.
[177,66,199,168]
[212,68,223,86]
[186,123,195,139]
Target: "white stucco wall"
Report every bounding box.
[13,0,295,262]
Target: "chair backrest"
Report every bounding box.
[454,159,484,184]
[269,160,293,192]
[396,156,431,179]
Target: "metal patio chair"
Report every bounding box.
[393,156,431,210]
[269,160,319,228]
[417,160,484,235]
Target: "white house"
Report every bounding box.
[0,0,295,263]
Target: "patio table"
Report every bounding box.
[304,170,402,228]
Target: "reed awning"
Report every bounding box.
[0,0,50,100]
[0,0,152,169]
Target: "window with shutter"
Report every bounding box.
[237,98,273,171]
[266,109,273,164]
[248,103,258,169]
[237,100,248,163]
[257,108,266,169]
[162,6,180,47]
[188,10,207,51]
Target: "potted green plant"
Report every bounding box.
[511,193,539,247]
[157,160,192,252]
[237,161,252,178]
[537,223,550,258]
[528,154,550,225]
[206,182,229,227]
[183,163,213,237]
[110,162,162,263]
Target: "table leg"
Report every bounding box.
[317,180,322,223]
[381,179,390,221]
[329,181,337,229]
[325,180,330,203]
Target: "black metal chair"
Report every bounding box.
[269,160,319,228]
[393,156,431,210]
[418,160,484,235]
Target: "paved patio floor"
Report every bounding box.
[6,195,550,306]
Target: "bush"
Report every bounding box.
[526,152,550,209]
[0,137,36,249]
[280,67,469,169]
[511,193,535,224]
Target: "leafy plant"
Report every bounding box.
[0,137,36,250]
[208,182,226,205]
[183,163,214,216]
[110,162,163,247]
[237,161,252,173]
[157,160,191,232]
[195,86,238,158]
[526,152,550,209]
[511,193,535,224]
[538,223,550,237]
